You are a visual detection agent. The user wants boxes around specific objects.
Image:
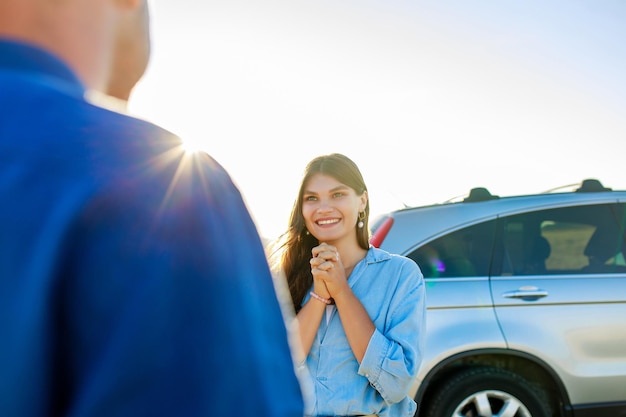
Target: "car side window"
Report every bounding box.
[494,203,626,276]
[407,220,496,278]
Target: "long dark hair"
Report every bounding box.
[270,153,370,312]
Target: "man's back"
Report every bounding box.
[0,39,304,417]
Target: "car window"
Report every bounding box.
[494,203,626,276]
[407,203,626,279]
[407,221,496,278]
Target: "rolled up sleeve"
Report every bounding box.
[358,264,426,404]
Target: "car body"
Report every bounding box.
[369,179,626,417]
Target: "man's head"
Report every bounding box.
[0,0,151,98]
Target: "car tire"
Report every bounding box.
[420,366,553,417]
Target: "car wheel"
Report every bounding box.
[420,366,553,417]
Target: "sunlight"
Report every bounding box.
[180,137,203,155]
[138,143,204,217]
[130,1,626,241]
[150,142,224,224]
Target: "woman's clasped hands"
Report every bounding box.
[310,242,349,301]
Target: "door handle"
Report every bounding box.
[502,286,548,301]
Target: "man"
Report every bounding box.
[0,1,305,416]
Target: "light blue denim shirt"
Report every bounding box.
[301,247,426,417]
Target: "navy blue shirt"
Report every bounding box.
[0,39,304,417]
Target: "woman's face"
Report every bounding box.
[301,173,367,245]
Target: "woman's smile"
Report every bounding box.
[316,218,341,227]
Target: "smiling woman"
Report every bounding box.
[267,152,427,417]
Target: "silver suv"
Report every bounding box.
[369,179,626,417]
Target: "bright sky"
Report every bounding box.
[131,0,626,240]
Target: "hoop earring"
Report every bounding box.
[357,211,365,229]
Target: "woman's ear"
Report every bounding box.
[360,190,368,211]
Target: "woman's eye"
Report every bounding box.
[333,192,345,198]
[304,196,317,202]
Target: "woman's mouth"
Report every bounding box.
[317,218,340,226]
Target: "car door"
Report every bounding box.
[407,220,506,366]
[489,202,626,407]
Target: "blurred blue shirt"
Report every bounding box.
[0,39,304,417]
[302,247,426,417]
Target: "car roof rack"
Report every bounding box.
[575,179,612,193]
[449,178,612,205]
[463,187,500,202]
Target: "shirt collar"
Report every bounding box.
[365,246,392,264]
[0,38,84,93]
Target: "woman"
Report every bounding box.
[270,153,426,417]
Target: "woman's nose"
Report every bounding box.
[316,199,332,212]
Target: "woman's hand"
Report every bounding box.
[310,242,375,363]
[310,243,349,298]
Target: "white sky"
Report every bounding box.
[130,0,626,239]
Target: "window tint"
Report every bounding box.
[408,203,626,278]
[494,203,626,276]
[407,221,496,278]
